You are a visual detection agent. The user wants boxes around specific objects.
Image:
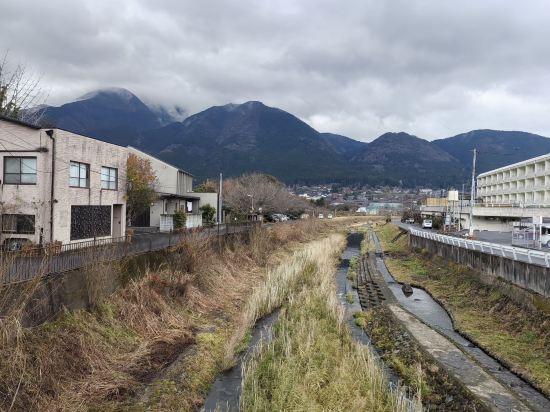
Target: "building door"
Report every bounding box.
[112,204,123,238]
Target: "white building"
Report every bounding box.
[477,153,550,206]
[128,147,218,231]
[0,115,127,248]
[421,153,550,232]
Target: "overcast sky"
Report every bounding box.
[2,0,550,141]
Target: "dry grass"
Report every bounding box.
[240,234,421,412]
[0,217,374,411]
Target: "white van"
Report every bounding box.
[422,219,433,229]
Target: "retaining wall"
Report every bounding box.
[410,234,550,298]
[5,232,249,326]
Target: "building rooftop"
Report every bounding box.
[128,146,194,177]
[0,114,41,130]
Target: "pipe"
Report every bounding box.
[45,129,55,243]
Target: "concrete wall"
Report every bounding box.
[10,231,251,326]
[0,119,127,246]
[53,129,127,244]
[128,146,194,196]
[410,234,550,297]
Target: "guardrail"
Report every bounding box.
[409,228,550,268]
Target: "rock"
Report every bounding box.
[402,283,413,296]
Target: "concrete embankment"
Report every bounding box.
[410,233,550,297]
[390,305,530,411]
[369,229,550,411]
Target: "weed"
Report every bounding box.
[241,235,421,411]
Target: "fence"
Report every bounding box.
[1,221,260,284]
[409,228,550,268]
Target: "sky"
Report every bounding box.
[1,0,550,141]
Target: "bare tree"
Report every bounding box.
[0,51,47,124]
[224,173,310,217]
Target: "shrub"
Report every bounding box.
[173,210,187,229]
[199,204,216,225]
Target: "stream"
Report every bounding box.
[370,230,550,412]
[202,229,550,412]
[202,310,280,412]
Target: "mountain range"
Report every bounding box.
[38,88,550,186]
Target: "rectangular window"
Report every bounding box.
[101,166,117,190]
[4,157,37,185]
[69,161,89,188]
[70,205,111,240]
[2,214,35,234]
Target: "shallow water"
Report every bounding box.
[202,310,280,412]
[335,233,401,385]
[371,231,550,412]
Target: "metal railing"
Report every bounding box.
[0,221,261,284]
[409,228,550,268]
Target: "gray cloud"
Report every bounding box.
[1,0,550,140]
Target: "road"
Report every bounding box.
[395,221,514,245]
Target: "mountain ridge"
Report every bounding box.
[36,88,550,186]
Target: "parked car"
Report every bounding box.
[327,214,333,219]
[422,219,433,229]
[405,218,415,224]
[269,213,290,222]
[318,213,324,219]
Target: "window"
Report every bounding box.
[101,166,117,190]
[2,214,35,234]
[70,161,89,188]
[4,157,37,184]
[70,206,111,240]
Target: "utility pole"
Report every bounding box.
[468,148,477,237]
[218,173,223,224]
[459,183,465,232]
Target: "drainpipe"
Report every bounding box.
[45,129,55,243]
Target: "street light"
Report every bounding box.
[247,194,254,213]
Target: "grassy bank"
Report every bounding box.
[241,234,420,411]
[359,307,489,411]
[377,224,550,395]
[0,217,370,411]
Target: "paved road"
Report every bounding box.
[395,221,515,245]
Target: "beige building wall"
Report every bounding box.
[0,118,127,246]
[0,121,51,245]
[52,129,127,244]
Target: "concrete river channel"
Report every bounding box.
[202,229,550,411]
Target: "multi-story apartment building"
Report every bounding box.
[477,154,550,206]
[421,154,550,233]
[127,147,218,230]
[0,115,127,249]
